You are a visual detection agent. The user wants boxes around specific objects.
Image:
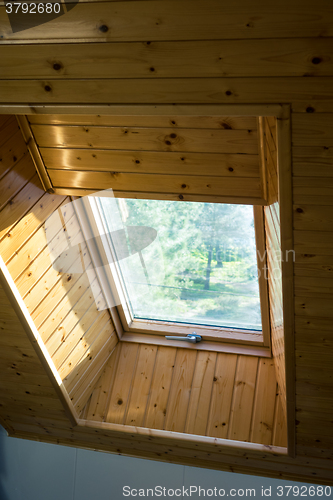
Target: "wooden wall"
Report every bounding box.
[0,116,118,413]
[82,341,287,447]
[24,113,263,204]
[261,117,287,418]
[0,0,333,483]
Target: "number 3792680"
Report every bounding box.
[5,2,61,14]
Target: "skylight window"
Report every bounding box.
[98,198,262,332]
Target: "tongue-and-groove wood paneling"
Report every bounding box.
[25,113,263,204]
[1,0,333,483]
[82,341,287,447]
[0,116,118,414]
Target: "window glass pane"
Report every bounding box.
[99,198,262,331]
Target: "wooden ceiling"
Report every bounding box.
[23,113,264,204]
[0,0,333,486]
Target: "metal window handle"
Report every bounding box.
[165,333,202,343]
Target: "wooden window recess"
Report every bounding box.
[75,195,271,357]
[14,103,292,359]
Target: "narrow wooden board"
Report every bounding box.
[293,177,333,205]
[86,344,120,422]
[0,128,27,181]
[228,356,258,442]
[41,148,260,178]
[48,170,261,198]
[4,39,333,79]
[206,353,237,438]
[293,114,333,146]
[30,260,93,330]
[185,351,217,436]
[71,331,117,414]
[0,78,331,112]
[293,204,333,231]
[250,359,277,445]
[144,346,177,430]
[5,195,73,282]
[0,155,36,211]
[164,348,197,433]
[29,114,257,130]
[45,285,102,357]
[0,192,66,264]
[106,342,139,424]
[0,175,44,244]
[14,212,78,298]
[272,392,288,448]
[1,0,333,42]
[32,124,258,154]
[57,310,111,377]
[124,344,157,427]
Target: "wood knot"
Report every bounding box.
[135,159,140,164]
[53,63,62,71]
[306,106,315,113]
[228,167,234,172]
[117,399,123,405]
[220,122,232,129]
[170,133,177,139]
[165,140,171,145]
[296,207,303,213]
[179,194,184,200]
[149,67,155,72]
[99,25,109,33]
[312,57,322,65]
[44,85,52,92]
[225,90,232,96]
[181,184,187,188]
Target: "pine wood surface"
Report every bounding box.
[0,0,333,480]
[80,341,284,447]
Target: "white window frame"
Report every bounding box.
[76,194,271,356]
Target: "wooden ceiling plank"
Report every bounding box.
[47,170,261,198]
[29,114,257,130]
[1,0,333,42]
[41,149,260,178]
[31,124,258,155]
[0,78,332,112]
[3,39,333,79]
